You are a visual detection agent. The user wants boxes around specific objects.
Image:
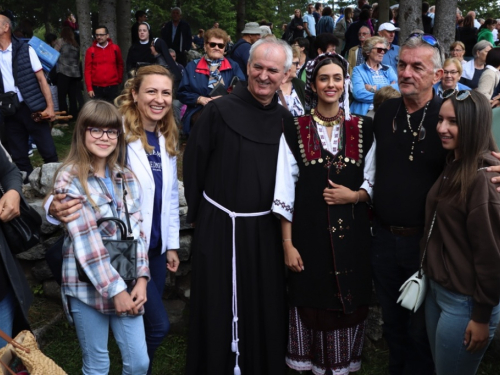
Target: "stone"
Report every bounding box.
[175,261,191,277]
[51,128,64,137]
[16,243,46,261]
[28,167,41,193]
[178,233,192,261]
[179,215,192,231]
[43,280,61,300]
[39,163,62,195]
[22,184,37,200]
[32,261,54,281]
[29,200,60,235]
[366,305,384,342]
[178,180,187,207]
[175,274,191,300]
[179,206,188,216]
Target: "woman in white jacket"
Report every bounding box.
[116,65,180,375]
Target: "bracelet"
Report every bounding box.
[282,239,292,243]
[354,191,360,205]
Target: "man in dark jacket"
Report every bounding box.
[229,22,261,79]
[160,7,192,67]
[0,15,58,180]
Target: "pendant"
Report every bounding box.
[409,155,414,161]
[403,129,407,133]
[413,132,418,137]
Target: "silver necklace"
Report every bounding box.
[405,101,430,161]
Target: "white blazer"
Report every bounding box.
[127,136,180,254]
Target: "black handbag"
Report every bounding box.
[0,92,20,116]
[0,185,42,254]
[76,184,138,284]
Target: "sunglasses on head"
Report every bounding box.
[442,89,475,103]
[373,47,388,54]
[405,33,443,62]
[208,42,225,49]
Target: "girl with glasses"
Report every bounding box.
[351,36,398,116]
[51,100,150,374]
[423,89,500,375]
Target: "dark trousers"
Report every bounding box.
[57,73,83,117]
[3,102,58,177]
[143,250,170,375]
[371,223,435,375]
[92,84,119,103]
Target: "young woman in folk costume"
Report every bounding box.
[273,52,375,374]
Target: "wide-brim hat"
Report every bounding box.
[241,22,261,35]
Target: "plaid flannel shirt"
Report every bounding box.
[54,166,149,323]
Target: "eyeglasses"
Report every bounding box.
[208,42,225,49]
[373,47,388,54]
[442,89,475,103]
[87,127,121,139]
[95,33,108,37]
[292,61,300,67]
[443,70,459,76]
[405,33,443,63]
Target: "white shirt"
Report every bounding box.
[493,29,498,42]
[0,43,43,102]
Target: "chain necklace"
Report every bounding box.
[312,108,344,127]
[405,101,430,161]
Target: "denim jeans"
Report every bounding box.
[143,251,170,375]
[371,224,435,375]
[69,297,149,375]
[0,291,15,347]
[425,280,500,375]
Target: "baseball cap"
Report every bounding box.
[378,22,400,32]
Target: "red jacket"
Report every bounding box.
[84,38,123,91]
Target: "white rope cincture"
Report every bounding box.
[203,191,271,375]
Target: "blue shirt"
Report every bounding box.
[145,130,163,252]
[303,14,316,37]
[382,44,400,73]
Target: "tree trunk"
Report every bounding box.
[434,0,458,55]
[99,0,117,43]
[378,0,390,25]
[76,0,92,97]
[398,0,422,43]
[236,0,245,40]
[116,0,131,81]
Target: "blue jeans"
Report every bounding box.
[0,291,15,347]
[143,251,170,375]
[69,297,149,375]
[425,280,500,375]
[371,224,435,375]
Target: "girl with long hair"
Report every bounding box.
[115,64,180,375]
[423,89,500,375]
[273,53,375,374]
[53,100,150,374]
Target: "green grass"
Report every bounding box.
[31,122,75,168]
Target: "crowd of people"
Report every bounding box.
[1,2,500,375]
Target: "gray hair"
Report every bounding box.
[472,40,493,58]
[172,7,182,14]
[168,48,176,55]
[362,36,388,58]
[400,35,444,71]
[248,38,293,72]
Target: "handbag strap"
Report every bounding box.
[419,210,437,274]
[0,330,30,354]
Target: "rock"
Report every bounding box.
[28,167,41,192]
[179,206,188,216]
[43,280,61,300]
[22,184,38,200]
[366,304,384,342]
[179,215,192,231]
[32,261,54,281]
[165,299,187,332]
[175,274,191,300]
[16,243,46,261]
[51,128,64,137]
[165,271,176,287]
[178,233,192,261]
[30,162,62,196]
[175,261,191,277]
[178,181,187,207]
[29,200,59,235]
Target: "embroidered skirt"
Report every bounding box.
[286,307,366,375]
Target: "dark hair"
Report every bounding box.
[61,26,79,47]
[294,37,310,51]
[322,7,333,17]
[463,14,474,28]
[135,10,146,20]
[44,33,57,45]
[480,18,497,31]
[359,9,371,21]
[314,33,339,53]
[315,2,322,11]
[95,25,109,34]
[311,55,347,85]
[440,90,498,201]
[422,2,430,13]
[486,47,500,68]
[344,7,354,19]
